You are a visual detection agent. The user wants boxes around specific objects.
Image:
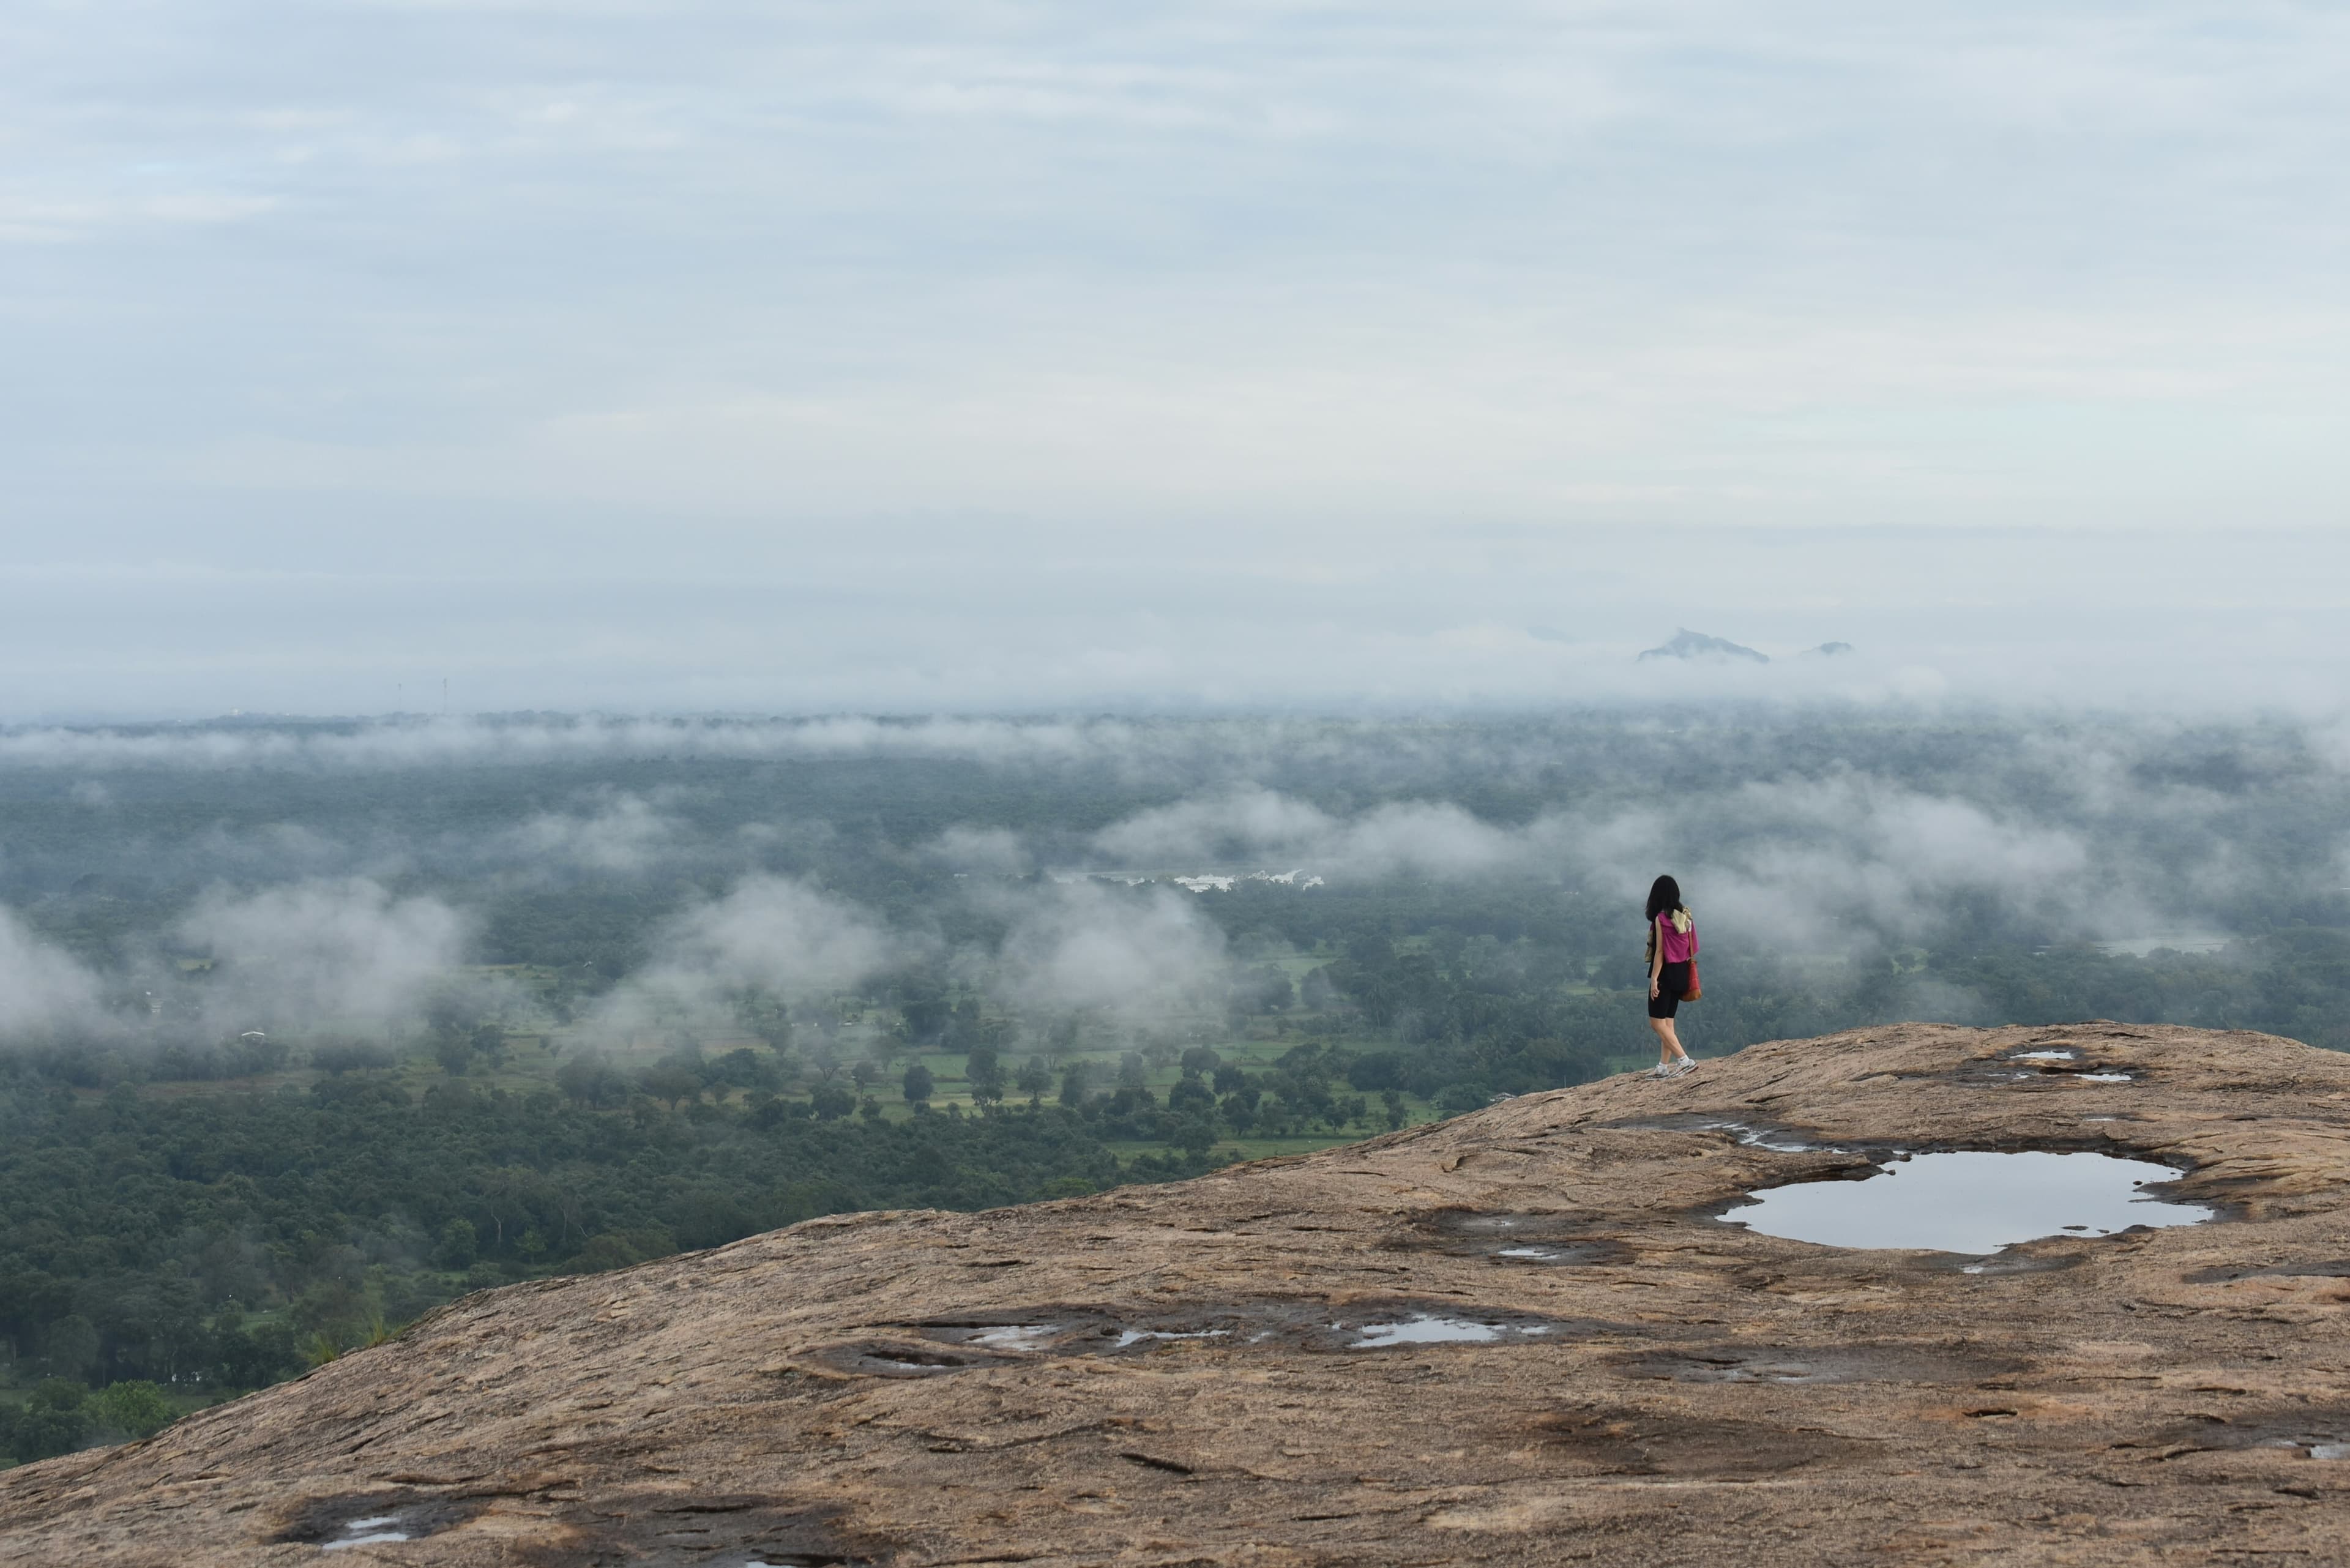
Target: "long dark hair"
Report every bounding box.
[1645,875,1684,924]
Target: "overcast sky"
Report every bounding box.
[5,1,2347,717]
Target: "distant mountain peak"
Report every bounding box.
[1637,629,1769,664]
[1802,641,1855,657]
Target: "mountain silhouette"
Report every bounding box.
[1637,629,1769,663]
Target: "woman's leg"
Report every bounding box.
[1650,1015,1689,1064]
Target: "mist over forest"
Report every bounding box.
[4,704,2344,1055]
[6,702,2348,1458]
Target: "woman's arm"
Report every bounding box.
[1649,916,1664,998]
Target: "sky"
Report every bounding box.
[4,1,2348,717]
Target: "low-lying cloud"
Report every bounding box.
[1084,770,2173,952]
[584,876,901,1043]
[1,709,2341,1064]
[177,878,474,1024]
[987,881,1230,1020]
[0,910,107,1036]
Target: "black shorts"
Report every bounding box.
[1649,961,1690,1019]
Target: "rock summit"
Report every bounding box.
[8,1021,2350,1564]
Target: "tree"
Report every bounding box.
[901,1062,934,1105]
[434,1032,475,1077]
[810,1081,856,1121]
[966,1042,1004,1105]
[734,989,793,1052]
[898,982,949,1042]
[1169,1118,1218,1156]
[435,1219,478,1270]
[710,1047,776,1092]
[215,1318,299,1388]
[1058,1061,1093,1108]
[557,1053,629,1107]
[42,1314,100,1384]
[1015,1056,1053,1103]
[638,1062,702,1110]
[10,1381,88,1464]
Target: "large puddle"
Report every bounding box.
[1721,1151,2213,1256]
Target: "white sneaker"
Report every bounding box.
[1645,1064,1671,1078]
[1669,1058,1698,1077]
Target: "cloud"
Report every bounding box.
[0,715,1162,772]
[7,4,2350,714]
[1085,770,2127,952]
[1090,788,1527,878]
[585,876,900,1041]
[650,877,899,993]
[1091,787,1335,865]
[175,878,472,1023]
[988,881,1229,1018]
[1659,778,2096,950]
[0,909,109,1036]
[504,794,679,873]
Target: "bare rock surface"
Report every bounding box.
[10,1021,2350,1564]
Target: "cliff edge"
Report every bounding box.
[8,1021,2350,1564]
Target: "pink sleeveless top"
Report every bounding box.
[1655,912,1698,965]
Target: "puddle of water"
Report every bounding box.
[2314,1444,2350,1460]
[1701,1120,1818,1153]
[2080,1072,2133,1083]
[1342,1314,1562,1349]
[1722,1151,2213,1255]
[322,1517,413,1551]
[961,1324,1061,1351]
[1113,1328,1229,1348]
[2013,1049,2078,1061]
[1348,1315,1508,1348]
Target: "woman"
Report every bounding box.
[1644,875,1698,1078]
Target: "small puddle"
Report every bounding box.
[275,1496,480,1553]
[1699,1119,1822,1153]
[1721,1151,2212,1256]
[958,1324,1061,1351]
[1344,1313,1551,1349]
[1114,1327,1229,1348]
[1413,1209,1632,1268]
[322,1517,411,1551]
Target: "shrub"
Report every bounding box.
[88,1381,175,1441]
